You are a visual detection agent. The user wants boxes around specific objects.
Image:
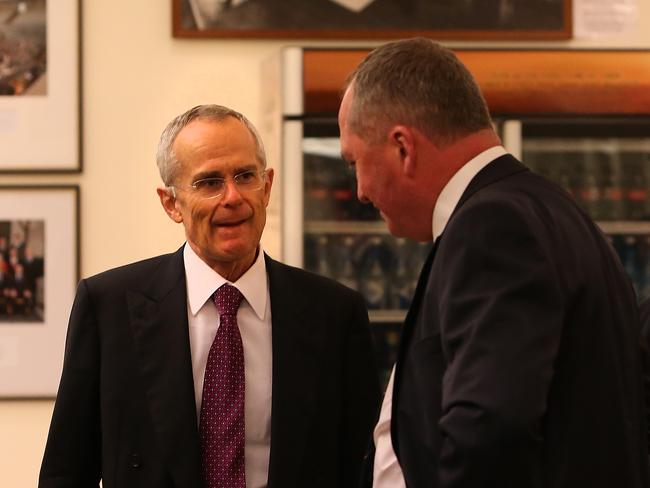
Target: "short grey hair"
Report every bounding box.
[156,104,267,186]
[347,38,492,146]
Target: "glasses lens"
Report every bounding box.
[194,177,225,198]
[192,170,266,200]
[235,170,264,191]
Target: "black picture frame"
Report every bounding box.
[173,0,572,40]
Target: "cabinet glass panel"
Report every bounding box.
[304,232,431,311]
[520,118,650,301]
[609,233,650,302]
[301,126,431,387]
[521,119,650,222]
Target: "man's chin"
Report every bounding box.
[211,238,251,258]
[384,216,415,240]
[204,243,257,273]
[383,215,402,237]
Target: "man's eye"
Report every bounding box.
[195,178,223,189]
[236,171,256,183]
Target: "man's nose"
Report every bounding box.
[357,180,370,204]
[220,179,243,204]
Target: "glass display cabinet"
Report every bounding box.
[264,47,650,387]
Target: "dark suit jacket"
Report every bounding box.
[638,298,650,458]
[39,248,381,488]
[392,155,649,487]
[640,298,650,343]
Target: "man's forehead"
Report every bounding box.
[175,119,254,154]
[339,85,354,116]
[177,116,245,142]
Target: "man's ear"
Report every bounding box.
[262,168,275,207]
[389,125,416,177]
[157,187,183,223]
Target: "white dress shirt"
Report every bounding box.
[372,146,508,487]
[184,243,273,488]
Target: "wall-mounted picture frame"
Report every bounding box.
[0,0,81,173]
[0,186,79,398]
[173,0,572,40]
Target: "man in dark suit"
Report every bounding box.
[40,104,381,488]
[338,38,649,488]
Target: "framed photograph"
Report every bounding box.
[0,186,79,397]
[173,0,572,40]
[0,0,81,172]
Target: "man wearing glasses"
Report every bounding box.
[40,105,381,488]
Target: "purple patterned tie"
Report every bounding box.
[200,284,246,488]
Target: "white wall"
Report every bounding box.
[1,1,649,486]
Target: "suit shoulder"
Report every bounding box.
[461,169,587,229]
[82,252,178,292]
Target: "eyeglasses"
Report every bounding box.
[170,169,268,200]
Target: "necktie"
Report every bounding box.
[200,283,246,488]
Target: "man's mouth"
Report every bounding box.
[215,218,247,227]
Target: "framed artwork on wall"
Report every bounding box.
[0,0,81,173]
[0,185,79,398]
[173,0,572,40]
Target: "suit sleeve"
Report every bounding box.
[436,199,564,488]
[39,279,102,488]
[338,292,382,488]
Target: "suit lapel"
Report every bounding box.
[126,247,202,487]
[265,255,322,488]
[391,240,438,459]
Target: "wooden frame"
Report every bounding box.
[298,49,650,116]
[0,0,82,173]
[173,0,572,40]
[0,186,79,398]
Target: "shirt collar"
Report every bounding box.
[431,145,507,242]
[329,0,375,12]
[183,243,268,320]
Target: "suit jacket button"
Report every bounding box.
[130,453,141,468]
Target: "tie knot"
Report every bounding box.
[213,283,244,317]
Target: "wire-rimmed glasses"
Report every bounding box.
[170,169,268,200]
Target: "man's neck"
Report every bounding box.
[189,242,258,283]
